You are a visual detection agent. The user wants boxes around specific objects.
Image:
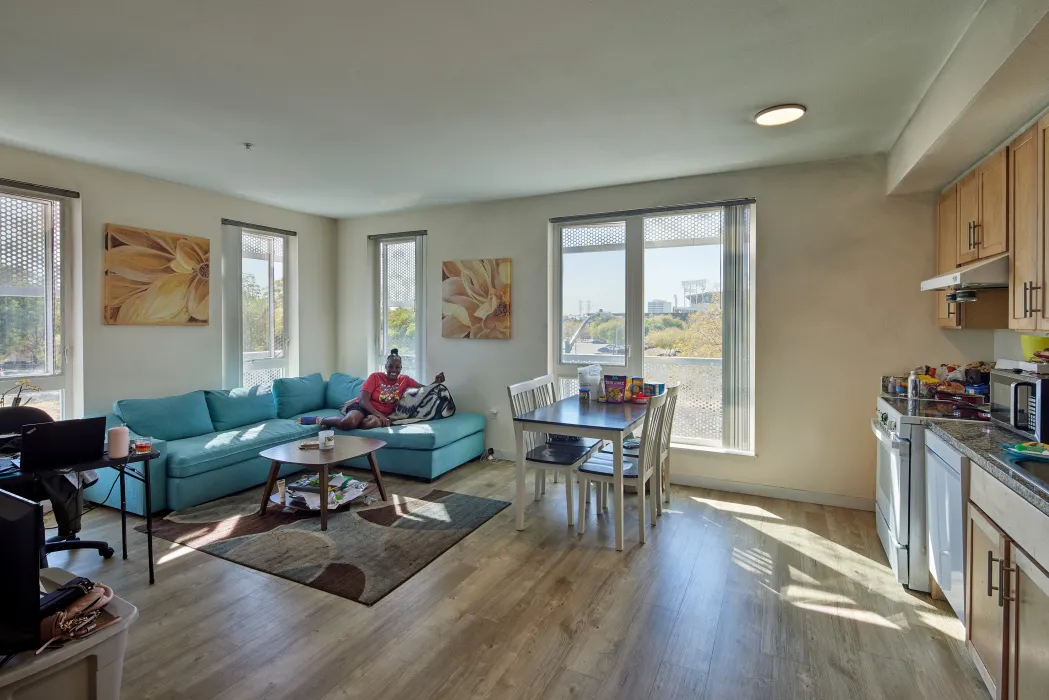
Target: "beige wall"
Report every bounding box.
[0,142,338,414]
[339,155,995,503]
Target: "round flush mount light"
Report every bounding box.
[754,104,807,126]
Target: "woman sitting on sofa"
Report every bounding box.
[311,349,445,430]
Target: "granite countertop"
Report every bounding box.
[926,420,1049,517]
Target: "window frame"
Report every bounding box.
[0,186,72,418]
[240,230,289,387]
[550,202,755,453]
[373,232,426,380]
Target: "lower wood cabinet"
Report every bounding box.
[1008,546,1049,699]
[967,501,1049,700]
[968,504,1008,698]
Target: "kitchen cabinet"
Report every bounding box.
[1040,113,1049,331]
[938,187,962,329]
[1010,126,1040,330]
[1007,545,1049,700]
[957,148,1009,265]
[968,504,1009,698]
[967,463,1049,700]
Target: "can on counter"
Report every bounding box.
[579,387,591,403]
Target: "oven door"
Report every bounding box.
[872,418,910,582]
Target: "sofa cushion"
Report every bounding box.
[114,390,215,442]
[338,412,485,450]
[326,373,365,409]
[165,419,314,479]
[205,386,278,431]
[291,408,343,422]
[272,373,326,418]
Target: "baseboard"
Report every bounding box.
[670,473,875,512]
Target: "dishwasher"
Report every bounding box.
[925,430,967,623]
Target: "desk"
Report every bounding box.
[0,449,161,584]
[513,399,646,550]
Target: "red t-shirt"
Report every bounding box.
[361,372,420,415]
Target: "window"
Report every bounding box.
[0,191,66,418]
[374,233,425,379]
[241,231,287,387]
[554,202,755,453]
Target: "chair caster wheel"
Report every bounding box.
[101,547,115,559]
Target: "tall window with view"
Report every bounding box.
[376,235,424,379]
[241,231,286,387]
[0,192,64,418]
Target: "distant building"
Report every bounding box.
[647,299,673,314]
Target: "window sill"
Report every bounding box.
[670,442,755,458]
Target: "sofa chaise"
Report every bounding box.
[84,373,486,514]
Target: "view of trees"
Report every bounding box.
[0,294,48,370]
[562,297,723,359]
[242,274,284,354]
[386,306,416,351]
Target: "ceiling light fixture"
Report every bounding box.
[754,104,807,126]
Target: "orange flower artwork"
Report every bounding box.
[104,224,210,325]
[441,258,511,339]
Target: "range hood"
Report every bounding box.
[920,252,1009,292]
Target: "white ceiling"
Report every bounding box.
[0,0,983,218]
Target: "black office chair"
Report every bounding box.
[0,406,114,561]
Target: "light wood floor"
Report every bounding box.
[49,459,990,700]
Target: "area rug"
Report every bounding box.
[137,484,509,605]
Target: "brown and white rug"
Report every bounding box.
[139,482,509,605]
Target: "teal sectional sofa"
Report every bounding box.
[84,373,486,514]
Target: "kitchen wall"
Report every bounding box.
[994,329,1027,360]
[0,142,338,414]
[338,155,994,505]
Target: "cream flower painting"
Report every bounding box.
[442,258,511,339]
[104,224,210,326]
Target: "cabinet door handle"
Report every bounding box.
[967,222,973,249]
[1024,282,1030,317]
[973,222,981,247]
[988,550,1000,598]
[1031,284,1042,315]
[946,300,955,318]
[1000,559,1017,607]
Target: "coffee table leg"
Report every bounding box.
[319,464,329,531]
[367,452,388,501]
[259,460,281,516]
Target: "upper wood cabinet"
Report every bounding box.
[980,149,1009,257]
[957,147,1009,265]
[1010,126,1040,331]
[938,188,963,329]
[1040,113,1049,331]
[958,171,981,265]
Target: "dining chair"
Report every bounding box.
[598,383,680,516]
[576,389,668,544]
[507,375,604,526]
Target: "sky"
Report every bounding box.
[562,244,722,316]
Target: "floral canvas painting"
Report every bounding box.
[104,224,210,325]
[442,258,511,339]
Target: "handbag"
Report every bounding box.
[37,581,120,654]
[38,576,93,618]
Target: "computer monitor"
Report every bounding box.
[0,488,43,653]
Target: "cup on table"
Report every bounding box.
[133,436,153,455]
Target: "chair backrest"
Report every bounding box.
[659,384,681,459]
[637,390,669,477]
[0,405,54,435]
[506,375,558,452]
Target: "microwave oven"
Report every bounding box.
[989,369,1049,442]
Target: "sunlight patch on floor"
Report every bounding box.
[732,546,773,576]
[691,496,782,519]
[791,601,902,629]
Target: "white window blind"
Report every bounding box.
[241,231,288,387]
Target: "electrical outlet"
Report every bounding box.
[490,407,499,416]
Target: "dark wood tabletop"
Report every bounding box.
[513,397,647,431]
[259,435,387,465]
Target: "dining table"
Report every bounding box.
[513,397,647,550]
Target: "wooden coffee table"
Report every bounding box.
[257,435,388,530]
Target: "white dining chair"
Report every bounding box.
[598,383,680,516]
[507,375,604,526]
[576,389,668,544]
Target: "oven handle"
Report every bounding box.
[1011,381,1034,430]
[871,418,907,450]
